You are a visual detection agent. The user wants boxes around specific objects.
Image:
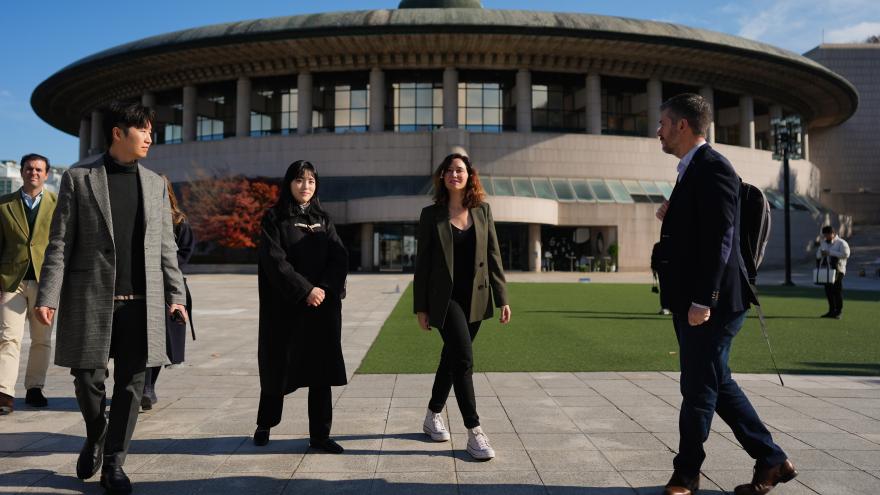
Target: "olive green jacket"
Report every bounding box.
[413,202,508,328]
[0,189,57,292]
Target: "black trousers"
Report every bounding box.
[673,310,787,474]
[429,300,482,429]
[71,300,147,468]
[824,271,844,315]
[257,386,332,441]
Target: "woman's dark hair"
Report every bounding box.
[274,160,327,218]
[432,153,485,208]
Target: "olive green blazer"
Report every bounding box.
[413,202,508,329]
[0,189,57,292]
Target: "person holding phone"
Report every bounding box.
[413,151,511,461]
[140,176,196,410]
[253,160,348,454]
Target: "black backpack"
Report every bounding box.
[739,182,771,285]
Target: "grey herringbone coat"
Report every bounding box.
[36,157,186,369]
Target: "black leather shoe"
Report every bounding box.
[25,388,48,407]
[820,312,834,318]
[310,438,344,454]
[100,465,132,494]
[253,426,270,446]
[140,394,152,411]
[76,422,107,480]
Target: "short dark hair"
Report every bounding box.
[103,101,155,145]
[821,225,835,235]
[660,93,712,136]
[20,153,50,171]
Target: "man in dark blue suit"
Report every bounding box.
[655,94,797,495]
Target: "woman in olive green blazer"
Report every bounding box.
[413,152,510,461]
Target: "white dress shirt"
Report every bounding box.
[21,189,44,210]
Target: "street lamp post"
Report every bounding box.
[770,116,803,287]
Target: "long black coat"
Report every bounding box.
[257,206,348,395]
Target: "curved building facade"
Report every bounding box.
[32,1,857,271]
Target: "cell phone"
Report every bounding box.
[171,308,186,323]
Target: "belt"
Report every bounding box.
[113,295,146,301]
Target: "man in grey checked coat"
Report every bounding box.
[36,102,187,495]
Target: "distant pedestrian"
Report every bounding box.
[253,160,348,454]
[414,152,511,461]
[816,225,850,319]
[0,153,57,414]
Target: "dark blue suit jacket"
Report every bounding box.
[657,144,757,315]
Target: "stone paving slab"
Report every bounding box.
[1,274,879,494]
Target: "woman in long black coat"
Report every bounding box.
[254,160,348,454]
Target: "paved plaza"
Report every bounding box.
[1,273,879,494]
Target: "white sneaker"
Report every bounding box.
[466,426,495,460]
[422,409,450,442]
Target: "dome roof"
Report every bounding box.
[398,0,482,8]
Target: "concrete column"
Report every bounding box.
[739,94,755,148]
[442,67,458,129]
[802,127,809,161]
[297,72,313,135]
[528,223,542,272]
[586,73,602,135]
[516,69,532,133]
[699,86,715,143]
[182,85,198,142]
[236,77,252,138]
[369,68,385,132]
[89,110,105,154]
[646,78,662,138]
[360,223,374,271]
[79,118,91,160]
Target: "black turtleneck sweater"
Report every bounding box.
[105,154,146,296]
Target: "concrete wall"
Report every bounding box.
[806,45,880,223]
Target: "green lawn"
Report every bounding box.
[357,283,880,375]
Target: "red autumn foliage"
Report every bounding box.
[181,176,279,249]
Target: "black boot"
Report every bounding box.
[253,426,270,446]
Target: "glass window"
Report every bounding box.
[196,86,235,141]
[250,81,297,136]
[571,179,595,201]
[389,81,442,131]
[656,181,674,199]
[152,92,183,145]
[531,76,586,133]
[763,189,784,209]
[551,179,577,201]
[532,178,557,200]
[481,175,494,196]
[601,76,648,136]
[492,177,514,196]
[512,178,535,197]
[639,181,667,203]
[314,75,370,133]
[458,80,513,133]
[588,179,615,202]
[622,180,653,203]
[606,179,634,203]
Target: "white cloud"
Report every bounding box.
[826,21,880,43]
[727,0,880,53]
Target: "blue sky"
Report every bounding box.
[3,0,879,166]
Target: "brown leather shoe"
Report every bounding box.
[664,470,700,495]
[0,392,13,415]
[734,459,798,495]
